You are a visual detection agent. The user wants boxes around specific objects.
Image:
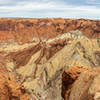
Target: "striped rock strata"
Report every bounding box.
[0,18,100,44]
[0,29,100,100]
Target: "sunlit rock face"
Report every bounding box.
[0,18,100,100]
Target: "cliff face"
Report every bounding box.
[0,18,100,44]
[0,18,100,100]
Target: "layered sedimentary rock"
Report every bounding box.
[0,18,100,44]
[0,18,100,100]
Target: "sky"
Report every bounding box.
[0,0,100,19]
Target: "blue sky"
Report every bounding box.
[0,0,100,19]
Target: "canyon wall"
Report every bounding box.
[0,18,100,44]
[0,18,100,100]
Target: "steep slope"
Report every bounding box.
[0,18,100,100]
[0,29,100,100]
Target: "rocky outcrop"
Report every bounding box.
[62,66,90,100]
[63,66,100,100]
[0,18,100,100]
[0,18,100,44]
[0,67,29,100]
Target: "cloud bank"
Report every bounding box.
[0,0,100,19]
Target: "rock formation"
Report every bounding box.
[62,66,100,100]
[0,18,100,100]
[0,67,29,100]
[62,66,90,100]
[0,18,100,44]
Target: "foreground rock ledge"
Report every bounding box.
[62,66,100,100]
[0,67,29,100]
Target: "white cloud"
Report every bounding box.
[0,0,100,19]
[86,0,100,4]
[0,0,18,5]
[0,0,62,11]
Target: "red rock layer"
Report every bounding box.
[62,66,100,100]
[0,67,30,100]
[0,18,100,44]
[69,67,100,100]
[62,66,90,100]
[8,38,70,69]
